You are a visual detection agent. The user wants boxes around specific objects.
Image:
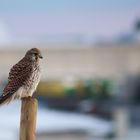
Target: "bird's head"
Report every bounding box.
[25,48,43,61]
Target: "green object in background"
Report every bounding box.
[83,79,113,100]
[64,87,76,98]
[83,80,94,99]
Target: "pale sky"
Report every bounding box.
[0,0,140,44]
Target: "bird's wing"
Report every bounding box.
[2,58,33,96]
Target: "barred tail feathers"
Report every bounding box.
[0,93,15,105]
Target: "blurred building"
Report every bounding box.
[0,43,140,82]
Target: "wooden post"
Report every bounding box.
[20,97,38,140]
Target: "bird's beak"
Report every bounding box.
[39,54,43,59]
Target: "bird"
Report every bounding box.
[0,48,43,105]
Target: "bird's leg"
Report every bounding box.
[27,96,32,99]
[21,96,32,100]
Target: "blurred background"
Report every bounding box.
[0,0,140,140]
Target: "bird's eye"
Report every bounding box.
[34,53,38,55]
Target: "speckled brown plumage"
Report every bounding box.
[0,48,43,105]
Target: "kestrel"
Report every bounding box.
[0,48,43,105]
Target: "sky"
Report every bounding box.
[0,0,140,44]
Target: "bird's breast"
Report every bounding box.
[23,65,41,97]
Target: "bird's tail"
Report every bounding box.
[0,93,14,105]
